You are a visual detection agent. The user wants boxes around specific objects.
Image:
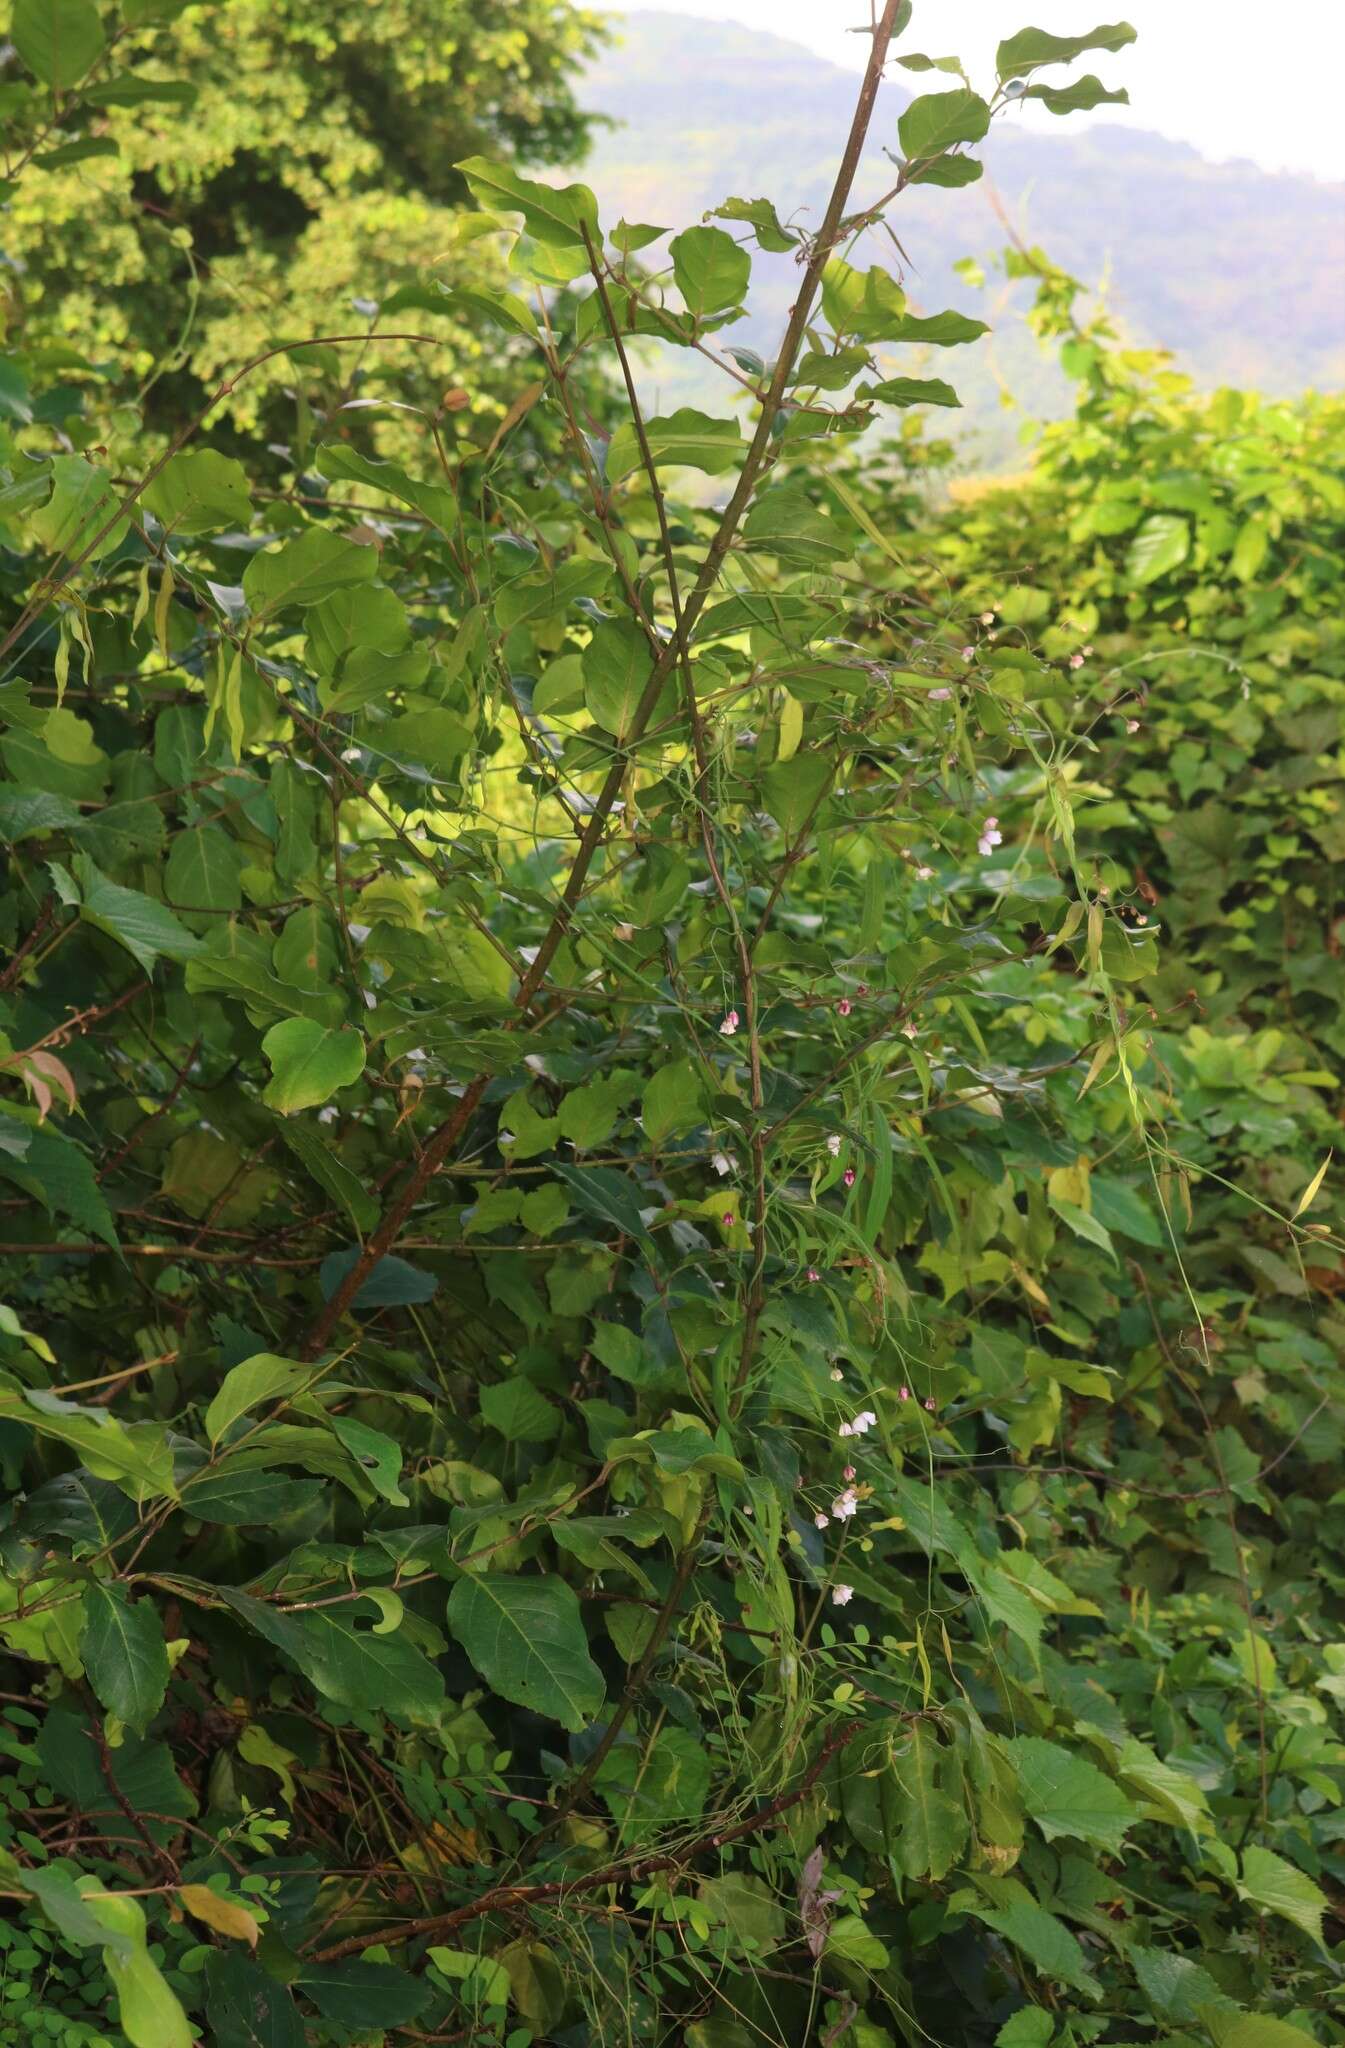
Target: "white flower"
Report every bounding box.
[837,1421,854,1438]
[915,864,934,881]
[814,1511,830,1529]
[826,1134,842,1157]
[720,1009,740,1036]
[832,1489,858,1520]
[960,645,975,662]
[929,687,952,701]
[831,1584,854,1606]
[977,816,1003,858]
[711,1151,733,1177]
[830,1367,844,1382]
[846,1409,877,1436]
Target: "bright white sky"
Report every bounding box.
[612,2,1345,181]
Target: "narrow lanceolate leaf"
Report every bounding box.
[82,1583,170,1736]
[446,1574,605,1732]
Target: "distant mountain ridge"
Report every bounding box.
[575,12,1344,461]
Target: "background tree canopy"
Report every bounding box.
[0,4,1342,2047]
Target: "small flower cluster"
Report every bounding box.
[837,1408,877,1439]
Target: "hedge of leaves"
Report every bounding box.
[0,6,1342,2047]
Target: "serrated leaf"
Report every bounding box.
[1236,1845,1328,1945]
[1005,1736,1136,1851]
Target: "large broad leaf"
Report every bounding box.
[1126,513,1190,585]
[456,155,599,248]
[84,1893,192,2048]
[82,1584,169,1736]
[14,0,106,91]
[291,1960,431,2029]
[1236,1846,1328,1945]
[1005,1736,1136,1851]
[643,1059,707,1143]
[446,1574,604,1732]
[898,89,991,161]
[1027,75,1129,114]
[204,1951,306,2048]
[223,1592,444,1720]
[670,225,750,315]
[243,528,379,614]
[890,1725,968,1880]
[317,1246,438,1308]
[262,1019,365,1114]
[959,1895,1099,1996]
[316,444,457,536]
[51,854,203,975]
[997,21,1137,77]
[595,1726,710,1837]
[606,408,747,480]
[204,1353,315,1444]
[144,450,251,535]
[583,618,654,738]
[29,456,127,559]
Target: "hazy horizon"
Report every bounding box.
[606,2,1345,183]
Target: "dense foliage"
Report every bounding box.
[0,5,1341,2047]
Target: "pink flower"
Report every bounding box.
[856,984,869,997]
[901,1022,917,1040]
[924,1396,936,1413]
[961,645,975,662]
[814,1511,830,1529]
[826,1134,842,1157]
[722,1212,734,1227]
[843,1167,856,1188]
[831,1583,854,1606]
[929,687,952,701]
[977,816,1002,858]
[1069,652,1085,670]
[843,1465,856,1482]
[719,1009,739,1036]
[837,998,852,1017]
[806,1267,820,1283]
[838,1421,853,1439]
[898,1385,910,1401]
[915,864,934,881]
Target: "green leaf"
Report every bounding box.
[1005,1736,1136,1851]
[595,1725,710,1837]
[995,2012,1053,2048]
[13,0,106,90]
[709,196,797,252]
[316,444,457,535]
[1236,1845,1328,1945]
[292,1960,431,2029]
[479,1376,560,1444]
[961,1895,1099,1995]
[1026,75,1129,114]
[243,528,379,614]
[456,155,599,248]
[890,1725,969,1880]
[1048,1195,1116,1261]
[1126,513,1190,585]
[606,408,747,480]
[864,376,961,409]
[760,752,830,839]
[670,225,751,315]
[898,89,991,161]
[262,1019,365,1115]
[29,456,128,560]
[85,1893,192,2048]
[143,450,252,536]
[204,1951,306,2048]
[54,853,203,974]
[583,619,653,739]
[1131,1945,1233,2024]
[223,1592,444,1719]
[643,1059,707,1143]
[278,1120,379,1234]
[181,1468,323,1526]
[205,1353,315,1444]
[996,22,1137,76]
[886,310,989,346]
[446,1574,605,1732]
[318,1247,438,1308]
[82,1584,169,1736]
